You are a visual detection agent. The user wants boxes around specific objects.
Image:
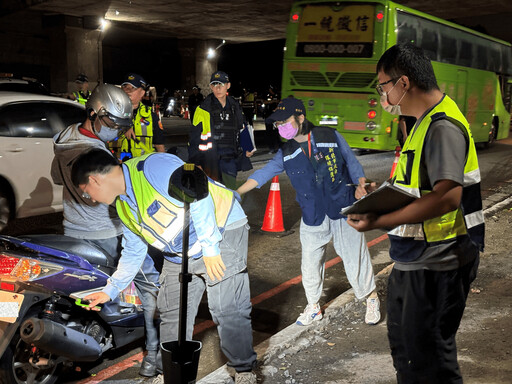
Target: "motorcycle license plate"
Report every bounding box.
[0,291,24,323]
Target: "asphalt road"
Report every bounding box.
[4,125,512,384]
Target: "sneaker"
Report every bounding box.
[365,297,381,325]
[235,371,257,384]
[296,303,323,326]
[151,374,164,384]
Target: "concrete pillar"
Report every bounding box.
[178,39,218,96]
[44,15,103,94]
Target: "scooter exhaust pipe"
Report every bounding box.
[20,317,102,362]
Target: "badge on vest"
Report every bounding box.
[314,151,325,163]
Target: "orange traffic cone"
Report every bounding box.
[389,146,401,178]
[183,105,189,119]
[261,176,285,233]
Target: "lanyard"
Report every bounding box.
[300,132,313,158]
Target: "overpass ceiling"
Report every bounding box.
[2,0,512,43]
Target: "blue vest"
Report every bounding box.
[282,126,356,226]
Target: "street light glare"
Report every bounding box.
[100,18,111,31]
[207,48,216,59]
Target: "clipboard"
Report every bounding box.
[341,181,417,215]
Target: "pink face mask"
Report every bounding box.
[278,121,298,140]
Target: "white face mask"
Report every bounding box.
[380,79,407,115]
[96,125,120,143]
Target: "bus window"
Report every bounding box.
[476,45,490,71]
[420,25,439,61]
[440,33,457,65]
[489,44,502,73]
[397,14,417,44]
[502,46,512,74]
[459,39,473,68]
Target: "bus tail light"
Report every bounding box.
[386,126,392,134]
[291,13,300,22]
[368,98,378,107]
[368,110,376,119]
[366,122,376,131]
[376,11,384,22]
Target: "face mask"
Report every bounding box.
[278,121,298,140]
[96,125,120,143]
[380,79,407,115]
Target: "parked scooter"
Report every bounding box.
[0,234,146,384]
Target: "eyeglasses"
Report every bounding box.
[272,121,285,129]
[211,82,226,88]
[376,77,401,96]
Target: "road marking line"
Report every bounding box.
[81,233,389,383]
[77,352,144,384]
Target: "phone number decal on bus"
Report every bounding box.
[297,43,373,57]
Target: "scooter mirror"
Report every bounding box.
[169,163,209,204]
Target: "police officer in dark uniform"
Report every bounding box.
[188,71,253,190]
[187,85,204,121]
[68,73,91,105]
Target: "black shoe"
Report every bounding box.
[139,354,162,377]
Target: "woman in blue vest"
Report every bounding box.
[237,97,380,326]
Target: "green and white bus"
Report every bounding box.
[281,0,512,150]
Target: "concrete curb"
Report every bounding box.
[197,189,512,383]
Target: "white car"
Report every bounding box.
[0,74,49,95]
[0,92,85,231]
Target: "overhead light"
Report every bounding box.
[207,39,226,60]
[99,18,111,31]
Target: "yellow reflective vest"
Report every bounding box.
[116,154,235,257]
[73,90,91,105]
[390,95,484,261]
[120,102,155,158]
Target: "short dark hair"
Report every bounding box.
[376,43,439,92]
[71,148,119,187]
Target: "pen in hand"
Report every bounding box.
[346,183,371,187]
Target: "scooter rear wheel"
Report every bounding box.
[0,335,60,384]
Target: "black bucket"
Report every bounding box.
[161,340,202,384]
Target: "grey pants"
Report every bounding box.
[157,224,257,372]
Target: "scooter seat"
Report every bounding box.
[20,234,117,269]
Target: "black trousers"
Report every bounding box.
[387,255,479,384]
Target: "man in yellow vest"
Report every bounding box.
[71,150,257,384]
[347,43,483,383]
[117,73,165,160]
[68,73,91,105]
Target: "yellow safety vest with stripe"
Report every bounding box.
[115,154,235,257]
[73,91,91,105]
[193,107,214,151]
[390,95,484,261]
[120,102,155,157]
